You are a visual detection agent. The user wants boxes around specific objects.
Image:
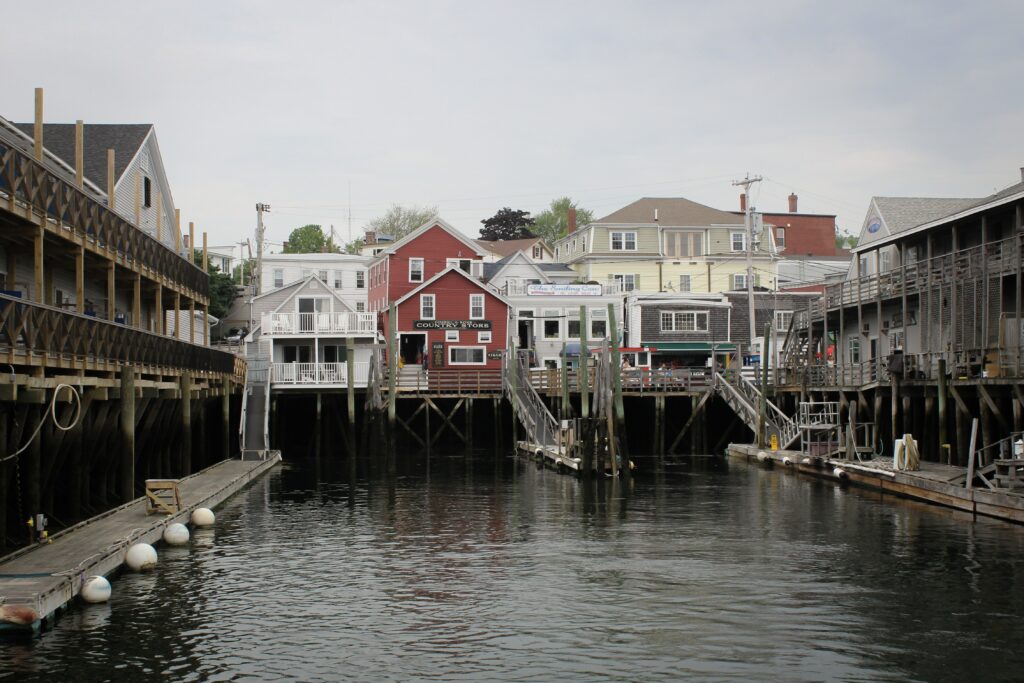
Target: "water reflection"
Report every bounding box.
[4,450,1024,682]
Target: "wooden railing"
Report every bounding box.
[263,312,376,335]
[0,294,238,377]
[387,368,504,394]
[527,367,713,394]
[0,127,209,297]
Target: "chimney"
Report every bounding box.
[567,206,577,233]
[788,193,798,213]
[365,230,376,245]
[739,193,747,212]
[282,241,289,251]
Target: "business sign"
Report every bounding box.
[431,342,445,368]
[487,350,504,360]
[414,319,492,330]
[527,283,603,296]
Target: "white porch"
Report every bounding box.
[262,311,376,336]
[270,361,370,387]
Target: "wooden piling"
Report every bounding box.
[654,395,665,456]
[608,304,628,481]
[0,409,7,548]
[579,306,589,418]
[119,369,135,502]
[938,358,949,463]
[180,373,192,475]
[387,303,397,431]
[758,323,770,447]
[222,379,231,459]
[560,341,569,419]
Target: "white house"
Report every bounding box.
[260,252,369,313]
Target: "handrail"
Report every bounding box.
[0,127,209,297]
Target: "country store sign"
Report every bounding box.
[413,319,492,330]
[527,284,602,296]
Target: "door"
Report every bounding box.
[298,298,315,331]
[518,320,533,349]
[399,333,426,365]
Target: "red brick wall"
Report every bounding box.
[393,270,509,369]
[761,213,837,256]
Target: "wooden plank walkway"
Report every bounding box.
[0,454,281,632]
[728,443,1024,524]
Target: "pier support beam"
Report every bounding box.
[0,409,7,548]
[938,359,949,463]
[180,373,192,476]
[222,380,231,459]
[120,369,135,503]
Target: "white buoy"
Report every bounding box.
[833,467,849,480]
[801,457,812,465]
[756,450,769,463]
[163,523,190,546]
[81,576,111,603]
[125,543,158,571]
[191,508,215,527]
[782,456,793,466]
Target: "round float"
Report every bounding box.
[191,508,215,527]
[163,523,190,546]
[81,576,111,603]
[125,543,158,571]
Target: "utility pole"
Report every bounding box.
[732,174,762,359]
[255,203,270,296]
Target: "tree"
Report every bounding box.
[231,258,254,285]
[480,207,535,241]
[192,249,237,320]
[532,197,594,245]
[282,224,340,253]
[365,204,439,241]
[835,231,859,250]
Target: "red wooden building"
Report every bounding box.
[368,219,511,369]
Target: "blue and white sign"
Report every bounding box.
[527,284,602,296]
[867,218,882,234]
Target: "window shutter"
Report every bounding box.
[634,273,641,290]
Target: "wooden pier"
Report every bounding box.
[0,453,281,632]
[728,443,1024,524]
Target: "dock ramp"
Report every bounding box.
[714,372,800,449]
[240,354,271,458]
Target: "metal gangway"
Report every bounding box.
[239,353,271,459]
[713,372,800,449]
[505,353,578,469]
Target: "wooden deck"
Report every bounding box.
[728,443,1024,524]
[0,453,281,632]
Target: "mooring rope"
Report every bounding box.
[0,383,82,463]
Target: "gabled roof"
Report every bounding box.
[13,122,153,190]
[594,197,743,227]
[475,237,550,258]
[483,250,552,285]
[393,266,512,309]
[268,273,355,314]
[370,218,486,263]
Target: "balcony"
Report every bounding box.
[262,312,376,336]
[270,361,370,387]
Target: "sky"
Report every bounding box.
[2,1,1022,256]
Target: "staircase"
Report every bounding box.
[713,372,800,449]
[778,309,811,376]
[505,354,561,453]
[239,353,271,458]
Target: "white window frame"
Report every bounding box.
[848,337,861,364]
[469,293,485,320]
[611,274,636,292]
[679,274,691,292]
[409,257,424,283]
[477,331,492,343]
[731,232,746,252]
[610,231,637,251]
[660,310,709,333]
[567,315,581,340]
[543,309,561,340]
[355,271,365,289]
[445,330,460,342]
[774,310,793,333]
[733,273,747,290]
[533,245,542,259]
[590,308,608,338]
[356,302,365,312]
[448,346,486,365]
[420,293,435,320]
[775,227,786,250]
[318,269,328,282]
[273,269,284,288]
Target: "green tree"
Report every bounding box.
[365,204,439,241]
[532,197,594,245]
[192,249,237,319]
[480,207,535,241]
[231,258,254,285]
[283,224,340,253]
[835,231,859,250]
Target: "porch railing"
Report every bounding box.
[270,361,370,386]
[263,312,376,335]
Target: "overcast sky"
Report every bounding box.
[3,1,1021,254]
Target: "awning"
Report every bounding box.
[650,342,736,352]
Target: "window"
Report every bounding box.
[848,337,861,364]
[859,255,872,277]
[733,273,747,290]
[543,309,561,339]
[478,331,492,343]
[356,302,365,312]
[533,245,542,259]
[409,258,424,282]
[355,272,365,289]
[581,237,586,251]
[880,250,893,273]
[731,232,746,252]
[567,316,581,339]
[318,270,328,282]
[469,293,485,320]
[679,274,691,292]
[610,231,637,251]
[143,177,152,208]
[420,294,435,320]
[660,311,709,332]
[572,239,577,252]
[273,269,284,288]
[445,330,460,342]
[775,227,786,250]
[591,309,607,338]
[334,277,344,289]
[555,247,560,259]
[611,274,637,292]
[449,346,485,365]
[665,231,703,258]
[774,310,794,333]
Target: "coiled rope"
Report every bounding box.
[0,383,82,463]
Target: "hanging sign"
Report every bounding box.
[414,320,492,330]
[527,284,603,296]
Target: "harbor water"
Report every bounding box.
[4,450,1024,682]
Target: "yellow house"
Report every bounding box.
[553,197,777,293]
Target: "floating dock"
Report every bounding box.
[728,444,1024,524]
[515,440,580,471]
[0,454,282,633]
